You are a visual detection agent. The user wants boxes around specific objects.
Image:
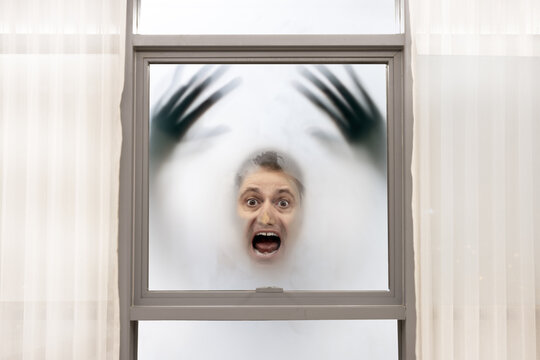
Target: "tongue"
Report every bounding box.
[254,240,279,253]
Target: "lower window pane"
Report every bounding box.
[138,320,398,359]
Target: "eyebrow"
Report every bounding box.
[276,189,295,197]
[240,187,262,196]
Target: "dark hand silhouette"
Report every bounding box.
[150,65,240,162]
[294,65,386,168]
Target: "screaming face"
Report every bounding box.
[237,168,301,261]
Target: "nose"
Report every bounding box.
[257,202,276,226]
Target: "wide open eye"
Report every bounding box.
[277,199,289,208]
[246,198,259,207]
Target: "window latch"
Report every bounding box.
[256,286,284,293]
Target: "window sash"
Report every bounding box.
[124,47,405,312]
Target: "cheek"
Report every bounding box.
[237,207,256,221]
[280,211,297,228]
[236,203,248,217]
[236,204,243,217]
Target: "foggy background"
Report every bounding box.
[149,64,388,291]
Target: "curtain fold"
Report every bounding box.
[409,0,540,359]
[0,0,125,358]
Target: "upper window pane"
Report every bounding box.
[138,0,399,34]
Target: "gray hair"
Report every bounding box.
[235,150,304,199]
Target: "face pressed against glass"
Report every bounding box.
[237,168,301,261]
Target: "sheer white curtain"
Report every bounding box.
[409,0,540,358]
[0,0,125,358]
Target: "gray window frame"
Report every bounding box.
[119,1,415,359]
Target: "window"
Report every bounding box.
[119,1,415,359]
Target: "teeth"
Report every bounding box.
[258,232,278,237]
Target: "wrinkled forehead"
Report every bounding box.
[239,168,302,199]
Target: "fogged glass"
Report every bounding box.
[138,320,398,359]
[138,0,398,34]
[149,64,388,290]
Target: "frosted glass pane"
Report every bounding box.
[149,64,388,290]
[138,0,398,34]
[138,320,398,359]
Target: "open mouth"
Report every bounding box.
[252,231,281,256]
